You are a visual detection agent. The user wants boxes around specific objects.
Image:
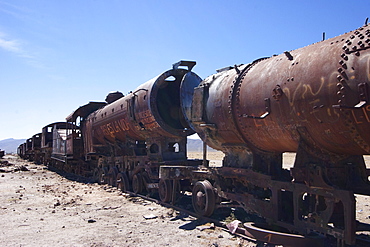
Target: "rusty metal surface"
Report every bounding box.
[192,25,370,157]
[88,62,201,145]
[189,26,370,245]
[66,102,107,122]
[226,221,325,247]
[80,61,201,162]
[210,165,358,245]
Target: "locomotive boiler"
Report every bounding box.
[192,26,370,188]
[83,60,201,160]
[65,61,202,191]
[186,25,370,245]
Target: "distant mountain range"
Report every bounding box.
[0,138,213,154]
[0,138,26,154]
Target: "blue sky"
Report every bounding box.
[0,0,369,140]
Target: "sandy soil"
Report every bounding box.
[0,155,256,247]
[1,153,370,246]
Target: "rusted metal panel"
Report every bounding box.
[87,61,201,147]
[189,25,370,245]
[227,221,325,247]
[159,165,197,180]
[191,86,206,123]
[66,102,106,122]
[192,26,370,157]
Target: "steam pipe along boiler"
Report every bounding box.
[66,61,202,193]
[184,26,369,245]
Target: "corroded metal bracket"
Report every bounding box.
[172,60,196,71]
[226,221,325,247]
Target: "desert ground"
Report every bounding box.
[0,154,257,247]
[1,153,370,246]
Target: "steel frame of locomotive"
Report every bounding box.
[17,24,370,246]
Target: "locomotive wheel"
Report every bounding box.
[132,174,143,194]
[159,179,173,202]
[141,173,153,195]
[93,168,101,183]
[108,167,118,187]
[192,180,215,217]
[116,172,130,192]
[98,167,109,185]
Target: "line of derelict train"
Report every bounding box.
[18,25,370,246]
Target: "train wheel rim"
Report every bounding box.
[192,180,215,216]
[117,172,130,192]
[132,174,143,194]
[108,168,118,187]
[98,167,109,185]
[159,179,173,202]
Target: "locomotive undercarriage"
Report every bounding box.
[85,136,202,198]
[213,167,357,245]
[159,146,370,246]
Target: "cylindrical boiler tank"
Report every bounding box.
[88,61,202,146]
[192,26,370,158]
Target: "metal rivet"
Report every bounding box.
[340,54,349,60]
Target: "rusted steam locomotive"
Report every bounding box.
[18,25,370,245]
